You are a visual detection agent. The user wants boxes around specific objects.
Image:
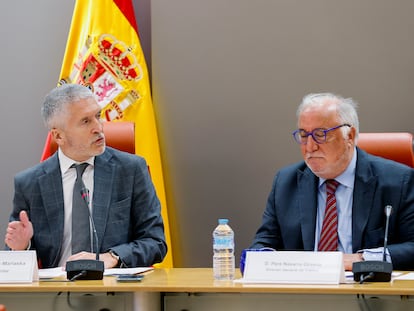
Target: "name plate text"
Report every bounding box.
[0,250,39,283]
[242,251,345,284]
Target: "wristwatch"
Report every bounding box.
[109,250,121,267]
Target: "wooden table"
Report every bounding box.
[1,268,414,310]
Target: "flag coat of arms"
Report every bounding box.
[58,0,173,267]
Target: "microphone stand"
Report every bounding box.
[66,188,105,281]
[352,205,393,283]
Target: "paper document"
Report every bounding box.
[104,267,153,276]
[39,266,154,279]
[392,272,413,280]
[39,267,66,279]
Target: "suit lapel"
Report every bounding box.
[92,149,115,251]
[298,168,319,250]
[38,153,64,266]
[352,149,377,252]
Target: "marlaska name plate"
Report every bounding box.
[0,250,38,283]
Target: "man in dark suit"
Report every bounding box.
[250,93,414,271]
[5,84,167,269]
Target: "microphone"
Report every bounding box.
[66,187,104,281]
[352,205,393,283]
[80,188,100,262]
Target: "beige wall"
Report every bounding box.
[151,0,414,266]
[0,1,74,245]
[0,0,413,268]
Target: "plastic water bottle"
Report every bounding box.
[213,218,235,280]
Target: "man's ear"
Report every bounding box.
[348,126,357,145]
[51,128,64,146]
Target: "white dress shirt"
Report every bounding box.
[57,149,95,267]
[314,148,356,253]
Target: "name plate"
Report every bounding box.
[242,251,345,284]
[0,250,39,283]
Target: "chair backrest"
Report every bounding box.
[40,121,135,160]
[357,132,414,168]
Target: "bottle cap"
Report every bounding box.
[218,218,229,224]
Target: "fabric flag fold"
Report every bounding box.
[56,0,173,267]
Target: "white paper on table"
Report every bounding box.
[39,267,66,279]
[392,272,413,281]
[104,267,154,276]
[39,266,153,279]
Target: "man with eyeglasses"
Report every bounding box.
[249,92,414,271]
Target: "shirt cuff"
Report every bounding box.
[359,247,392,263]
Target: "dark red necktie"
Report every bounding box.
[318,179,340,251]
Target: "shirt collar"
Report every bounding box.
[58,148,95,175]
[319,147,357,189]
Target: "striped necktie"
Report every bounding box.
[318,179,340,251]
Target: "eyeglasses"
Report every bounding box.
[292,124,351,145]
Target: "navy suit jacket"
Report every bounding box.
[10,147,167,268]
[251,148,414,270]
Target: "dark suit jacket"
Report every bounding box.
[10,147,167,268]
[250,148,414,270]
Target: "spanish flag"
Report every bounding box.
[57,0,173,267]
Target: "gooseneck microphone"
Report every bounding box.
[382,205,392,262]
[80,188,100,261]
[352,205,393,283]
[66,188,104,281]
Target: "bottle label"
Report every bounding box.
[213,237,234,249]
